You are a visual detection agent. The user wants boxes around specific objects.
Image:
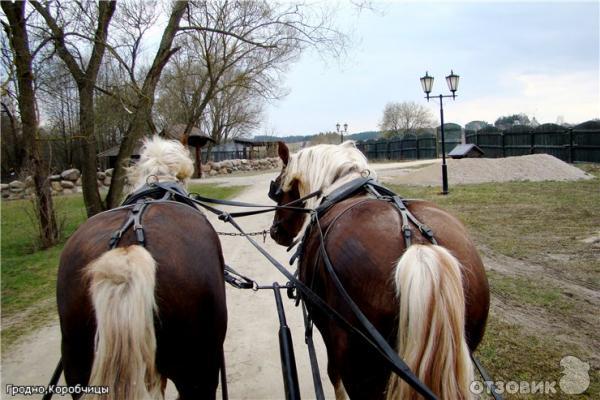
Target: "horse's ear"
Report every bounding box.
[278,141,289,166]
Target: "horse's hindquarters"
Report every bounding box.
[57,203,227,399]
[299,197,490,399]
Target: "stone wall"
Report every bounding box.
[1,157,281,200]
[201,157,280,176]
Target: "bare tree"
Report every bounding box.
[31,0,117,216]
[105,0,188,208]
[1,1,58,247]
[379,101,435,138]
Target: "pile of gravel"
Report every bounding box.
[383,154,594,186]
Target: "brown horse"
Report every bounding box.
[269,141,489,400]
[57,137,227,399]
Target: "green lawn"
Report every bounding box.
[1,183,245,350]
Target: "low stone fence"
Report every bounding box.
[1,157,281,200]
[201,157,280,176]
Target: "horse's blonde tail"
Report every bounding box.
[85,245,163,400]
[386,245,474,400]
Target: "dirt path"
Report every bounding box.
[482,250,600,368]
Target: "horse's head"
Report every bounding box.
[127,136,194,194]
[269,140,374,246]
[269,142,307,246]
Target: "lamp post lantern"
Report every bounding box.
[336,122,348,143]
[420,70,460,195]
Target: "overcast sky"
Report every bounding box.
[260,0,600,136]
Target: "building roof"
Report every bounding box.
[448,144,484,158]
[98,140,144,158]
[162,124,215,146]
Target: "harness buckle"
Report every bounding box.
[134,224,145,244]
[420,225,434,239]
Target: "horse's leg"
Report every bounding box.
[330,369,348,400]
[324,327,351,400]
[156,314,226,400]
[60,329,95,400]
[163,343,222,400]
[57,299,96,400]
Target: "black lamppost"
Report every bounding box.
[420,70,460,195]
[336,123,348,143]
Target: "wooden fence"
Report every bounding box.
[465,121,600,163]
[355,133,437,161]
[356,120,600,163]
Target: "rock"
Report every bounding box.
[24,176,34,187]
[219,168,228,175]
[212,162,222,170]
[60,180,75,189]
[97,180,104,187]
[49,174,61,181]
[25,187,34,195]
[241,159,249,165]
[62,188,74,195]
[51,181,63,192]
[2,192,9,198]
[221,160,233,169]
[61,168,81,181]
[232,159,241,167]
[97,171,106,180]
[1,183,9,191]
[105,168,114,177]
[9,180,25,190]
[201,164,212,173]
[103,177,112,186]
[209,170,218,176]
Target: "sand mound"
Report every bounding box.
[382,154,594,186]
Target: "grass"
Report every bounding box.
[477,316,600,399]
[1,183,245,351]
[389,163,599,398]
[389,165,600,286]
[487,270,575,312]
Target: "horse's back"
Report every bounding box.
[57,202,226,395]
[309,196,489,346]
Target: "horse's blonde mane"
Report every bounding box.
[281,141,375,210]
[127,136,194,194]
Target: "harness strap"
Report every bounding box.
[472,354,504,400]
[108,200,150,249]
[224,265,257,290]
[302,303,325,400]
[315,176,372,217]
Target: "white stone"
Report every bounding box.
[9,180,25,190]
[60,180,75,189]
[51,181,63,192]
[61,168,81,181]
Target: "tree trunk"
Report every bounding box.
[106,1,188,208]
[31,0,116,217]
[2,1,58,248]
[78,84,104,215]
